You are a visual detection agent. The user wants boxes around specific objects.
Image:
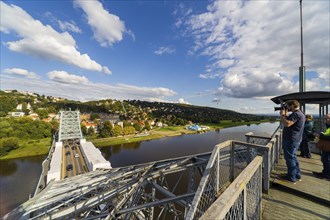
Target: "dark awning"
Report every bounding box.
[271,91,330,105]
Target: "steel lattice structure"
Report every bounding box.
[5,153,211,220]
[58,111,83,141]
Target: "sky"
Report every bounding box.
[1,0,329,115]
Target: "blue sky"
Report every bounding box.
[1,0,329,114]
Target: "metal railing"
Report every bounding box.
[200,156,263,220]
[245,126,282,192]
[185,140,263,220]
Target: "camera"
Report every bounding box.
[274,102,288,111]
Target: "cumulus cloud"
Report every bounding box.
[74,0,131,47]
[182,1,329,98]
[178,98,190,104]
[0,1,110,74]
[1,75,177,102]
[3,68,39,79]
[154,46,176,55]
[47,70,89,84]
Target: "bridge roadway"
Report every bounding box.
[62,140,87,179]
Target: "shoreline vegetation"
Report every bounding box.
[0,120,275,160]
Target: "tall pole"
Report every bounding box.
[299,0,306,93]
[299,0,306,113]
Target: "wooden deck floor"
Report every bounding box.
[262,152,330,220]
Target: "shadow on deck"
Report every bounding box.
[262,152,330,220]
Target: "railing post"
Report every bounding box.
[216,149,220,193]
[245,132,253,143]
[243,187,247,220]
[259,164,263,220]
[263,149,270,193]
[230,142,235,182]
[275,134,279,163]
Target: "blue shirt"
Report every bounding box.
[282,110,306,142]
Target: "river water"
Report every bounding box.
[0,122,279,216]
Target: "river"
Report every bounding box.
[0,122,279,216]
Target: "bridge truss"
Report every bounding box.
[58,111,83,141]
[6,152,211,220]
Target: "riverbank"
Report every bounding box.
[0,120,274,160]
[90,120,273,147]
[0,138,51,160]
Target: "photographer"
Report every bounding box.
[278,100,305,183]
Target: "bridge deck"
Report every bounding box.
[262,152,330,219]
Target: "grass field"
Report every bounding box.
[0,138,51,160]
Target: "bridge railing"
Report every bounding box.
[185,140,263,220]
[33,137,56,197]
[245,126,282,192]
[200,156,263,220]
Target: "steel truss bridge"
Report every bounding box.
[58,110,83,141]
[6,152,211,219]
[5,110,283,220]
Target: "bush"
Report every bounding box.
[0,137,19,156]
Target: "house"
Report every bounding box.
[29,113,39,120]
[16,104,22,110]
[156,122,163,127]
[11,112,25,118]
[82,122,98,133]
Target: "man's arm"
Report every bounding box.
[281,115,295,127]
[280,109,295,127]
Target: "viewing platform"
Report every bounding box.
[262,152,330,220]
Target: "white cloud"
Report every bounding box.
[58,20,82,33]
[74,0,130,47]
[154,46,176,55]
[183,1,330,98]
[3,68,39,79]
[0,1,110,74]
[178,98,190,104]
[1,75,177,102]
[47,70,89,84]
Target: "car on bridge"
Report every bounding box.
[74,154,79,158]
[65,151,71,156]
[66,164,73,171]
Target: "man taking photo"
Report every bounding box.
[278,100,305,184]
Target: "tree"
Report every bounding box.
[144,121,151,130]
[90,113,100,121]
[36,109,48,119]
[133,123,142,132]
[123,126,135,135]
[112,125,123,137]
[50,120,59,134]
[81,124,87,135]
[87,127,95,136]
[0,137,19,156]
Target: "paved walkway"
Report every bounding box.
[262,152,330,220]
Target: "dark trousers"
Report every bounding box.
[299,140,311,158]
[321,151,330,177]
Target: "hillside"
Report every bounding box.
[0,90,273,124]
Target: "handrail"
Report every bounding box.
[200,156,263,220]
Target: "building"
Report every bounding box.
[11,112,25,117]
